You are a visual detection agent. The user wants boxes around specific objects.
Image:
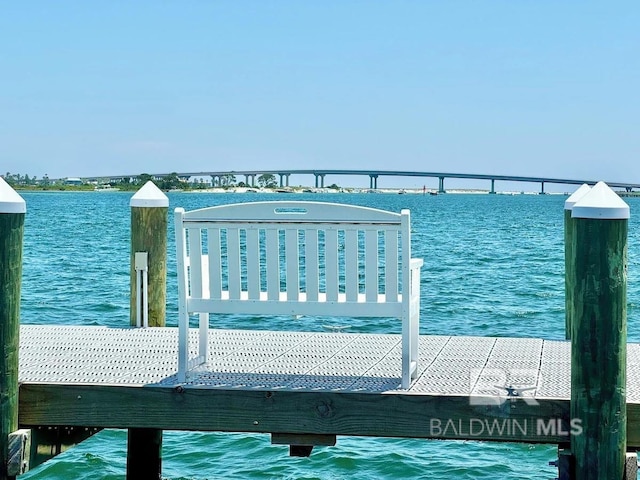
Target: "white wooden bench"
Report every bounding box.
[174,201,423,388]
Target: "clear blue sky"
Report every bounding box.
[1,1,638,190]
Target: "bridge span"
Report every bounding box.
[87,169,640,193]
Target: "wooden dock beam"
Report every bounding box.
[128,182,168,479]
[570,181,630,479]
[0,178,25,480]
[563,184,591,340]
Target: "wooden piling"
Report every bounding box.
[570,181,629,479]
[0,178,26,480]
[129,181,168,327]
[563,184,591,340]
[128,181,168,479]
[126,428,162,480]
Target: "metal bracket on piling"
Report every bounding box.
[135,252,149,328]
[271,433,336,457]
[549,445,572,480]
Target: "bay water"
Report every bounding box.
[18,190,640,479]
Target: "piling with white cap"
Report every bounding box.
[569,181,629,479]
[0,177,26,478]
[129,181,169,328]
[563,183,591,339]
[128,181,168,478]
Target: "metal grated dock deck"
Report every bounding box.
[16,325,640,446]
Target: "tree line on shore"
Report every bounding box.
[0,172,312,191]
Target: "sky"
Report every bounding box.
[1,1,638,191]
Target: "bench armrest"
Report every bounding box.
[410,258,424,269]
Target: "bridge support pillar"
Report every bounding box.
[438,177,446,194]
[314,175,319,188]
[285,174,290,187]
[320,175,325,188]
[278,174,284,188]
[540,182,546,195]
[369,175,378,189]
[490,179,496,194]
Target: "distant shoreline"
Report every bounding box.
[182,186,571,195]
[14,185,578,195]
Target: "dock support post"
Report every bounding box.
[126,428,162,480]
[0,178,26,480]
[563,184,591,340]
[128,181,168,479]
[550,445,572,480]
[129,181,168,327]
[570,181,629,479]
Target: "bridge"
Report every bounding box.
[84,169,640,193]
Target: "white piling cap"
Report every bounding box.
[571,181,630,220]
[0,176,26,214]
[130,181,169,207]
[564,183,591,210]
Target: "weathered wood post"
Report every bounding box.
[130,181,168,327]
[570,181,629,479]
[0,178,26,480]
[128,181,168,479]
[563,183,591,340]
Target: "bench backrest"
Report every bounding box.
[175,201,412,319]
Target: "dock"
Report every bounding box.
[16,325,640,447]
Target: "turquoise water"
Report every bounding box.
[18,191,640,479]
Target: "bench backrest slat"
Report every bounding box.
[325,228,339,302]
[266,228,279,301]
[385,230,399,302]
[285,227,299,301]
[306,229,320,302]
[246,228,260,300]
[365,229,378,302]
[207,228,222,300]
[188,227,204,299]
[344,229,358,302]
[226,228,240,300]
